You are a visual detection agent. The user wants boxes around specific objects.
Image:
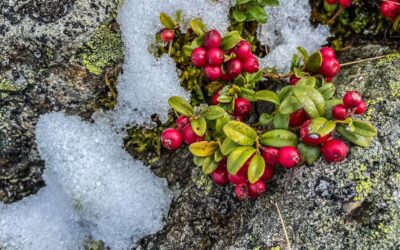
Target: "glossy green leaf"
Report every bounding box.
[221,137,239,156]
[160,12,177,29]
[259,113,273,127]
[260,129,298,148]
[216,113,231,134]
[247,155,265,183]
[223,121,257,146]
[193,156,205,167]
[291,54,301,70]
[305,51,322,73]
[308,117,336,137]
[214,150,224,162]
[227,146,256,174]
[318,83,336,100]
[247,3,268,23]
[240,88,257,101]
[255,90,280,105]
[189,18,207,37]
[297,46,309,61]
[337,126,373,148]
[221,31,242,51]
[189,141,218,157]
[191,117,207,136]
[296,77,317,88]
[217,95,233,103]
[233,10,247,22]
[273,112,289,129]
[294,85,325,118]
[297,143,320,165]
[202,157,219,174]
[279,96,302,115]
[168,96,194,116]
[236,0,252,4]
[203,106,225,120]
[261,0,279,7]
[278,85,294,102]
[350,120,377,137]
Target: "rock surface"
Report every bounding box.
[139,46,400,250]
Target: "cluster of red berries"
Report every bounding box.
[325,0,352,8]
[191,30,260,81]
[290,46,341,85]
[332,91,366,120]
[380,0,400,21]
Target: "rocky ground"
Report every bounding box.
[1,0,399,249]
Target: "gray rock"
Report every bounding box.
[139,45,400,250]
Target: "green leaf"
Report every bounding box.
[189,18,207,37]
[260,0,280,7]
[217,95,233,103]
[297,143,320,165]
[234,75,246,86]
[203,106,225,120]
[190,117,207,136]
[214,150,225,162]
[294,85,325,118]
[233,9,247,22]
[296,76,317,88]
[325,98,342,119]
[305,52,322,73]
[193,156,205,167]
[273,112,289,129]
[247,155,265,183]
[337,126,373,148]
[259,113,273,127]
[279,96,302,115]
[297,46,309,61]
[308,117,336,137]
[278,86,294,102]
[240,88,257,101]
[216,113,231,134]
[247,3,268,23]
[394,15,400,31]
[349,120,377,137]
[221,31,242,51]
[255,90,280,105]
[236,0,252,4]
[291,54,301,70]
[202,157,218,174]
[168,96,194,116]
[160,12,177,29]
[246,71,263,83]
[260,129,298,148]
[221,137,240,156]
[318,83,336,100]
[189,141,218,157]
[227,146,256,174]
[223,121,257,146]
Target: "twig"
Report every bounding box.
[327,7,345,25]
[264,72,293,79]
[340,55,388,67]
[168,41,173,56]
[275,202,292,250]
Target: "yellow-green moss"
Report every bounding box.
[192,172,213,195]
[389,81,400,97]
[347,164,375,201]
[377,53,400,66]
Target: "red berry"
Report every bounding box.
[204,65,222,81]
[320,46,336,59]
[278,146,301,169]
[242,55,259,73]
[289,109,310,128]
[319,57,341,77]
[338,0,352,8]
[261,164,275,181]
[207,48,224,66]
[332,104,349,120]
[160,29,174,42]
[354,101,366,115]
[380,0,399,20]
[248,180,267,198]
[260,147,279,167]
[203,29,222,49]
[343,91,362,109]
[228,157,251,185]
[234,183,250,200]
[300,120,333,145]
[289,75,301,85]
[211,90,221,105]
[325,0,337,4]
[321,139,348,163]
[226,59,243,78]
[211,159,229,186]
[234,40,251,60]
[176,115,190,132]
[161,128,182,150]
[182,124,205,145]
[221,73,234,81]
[233,97,251,116]
[325,76,334,82]
[191,47,207,67]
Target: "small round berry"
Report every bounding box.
[325,76,334,82]
[289,75,301,85]
[204,65,222,81]
[234,183,250,200]
[242,55,259,73]
[182,124,205,145]
[343,91,362,109]
[248,180,267,198]
[321,139,348,163]
[176,116,190,132]
[261,164,275,181]
[338,0,352,8]
[380,0,399,20]
[207,48,224,66]
[234,97,251,116]
[211,159,229,186]
[332,104,349,120]
[320,46,336,59]
[203,29,222,49]
[300,120,332,145]
[211,90,221,105]
[221,73,234,81]
[260,146,279,167]
[289,109,310,128]
[161,128,182,150]
[354,101,366,115]
[234,40,252,60]
[160,29,174,42]
[319,57,341,77]
[191,47,207,67]
[278,146,301,169]
[228,158,251,185]
[226,59,243,78]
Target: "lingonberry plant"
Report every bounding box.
[158,12,377,200]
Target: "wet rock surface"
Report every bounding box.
[0,0,118,202]
[140,45,400,250]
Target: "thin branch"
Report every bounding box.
[275,202,292,250]
[264,72,293,79]
[327,7,345,25]
[340,55,388,67]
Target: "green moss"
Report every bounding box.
[0,79,27,99]
[270,247,281,250]
[389,81,400,97]
[81,23,124,75]
[377,53,400,65]
[347,164,375,201]
[192,172,213,195]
